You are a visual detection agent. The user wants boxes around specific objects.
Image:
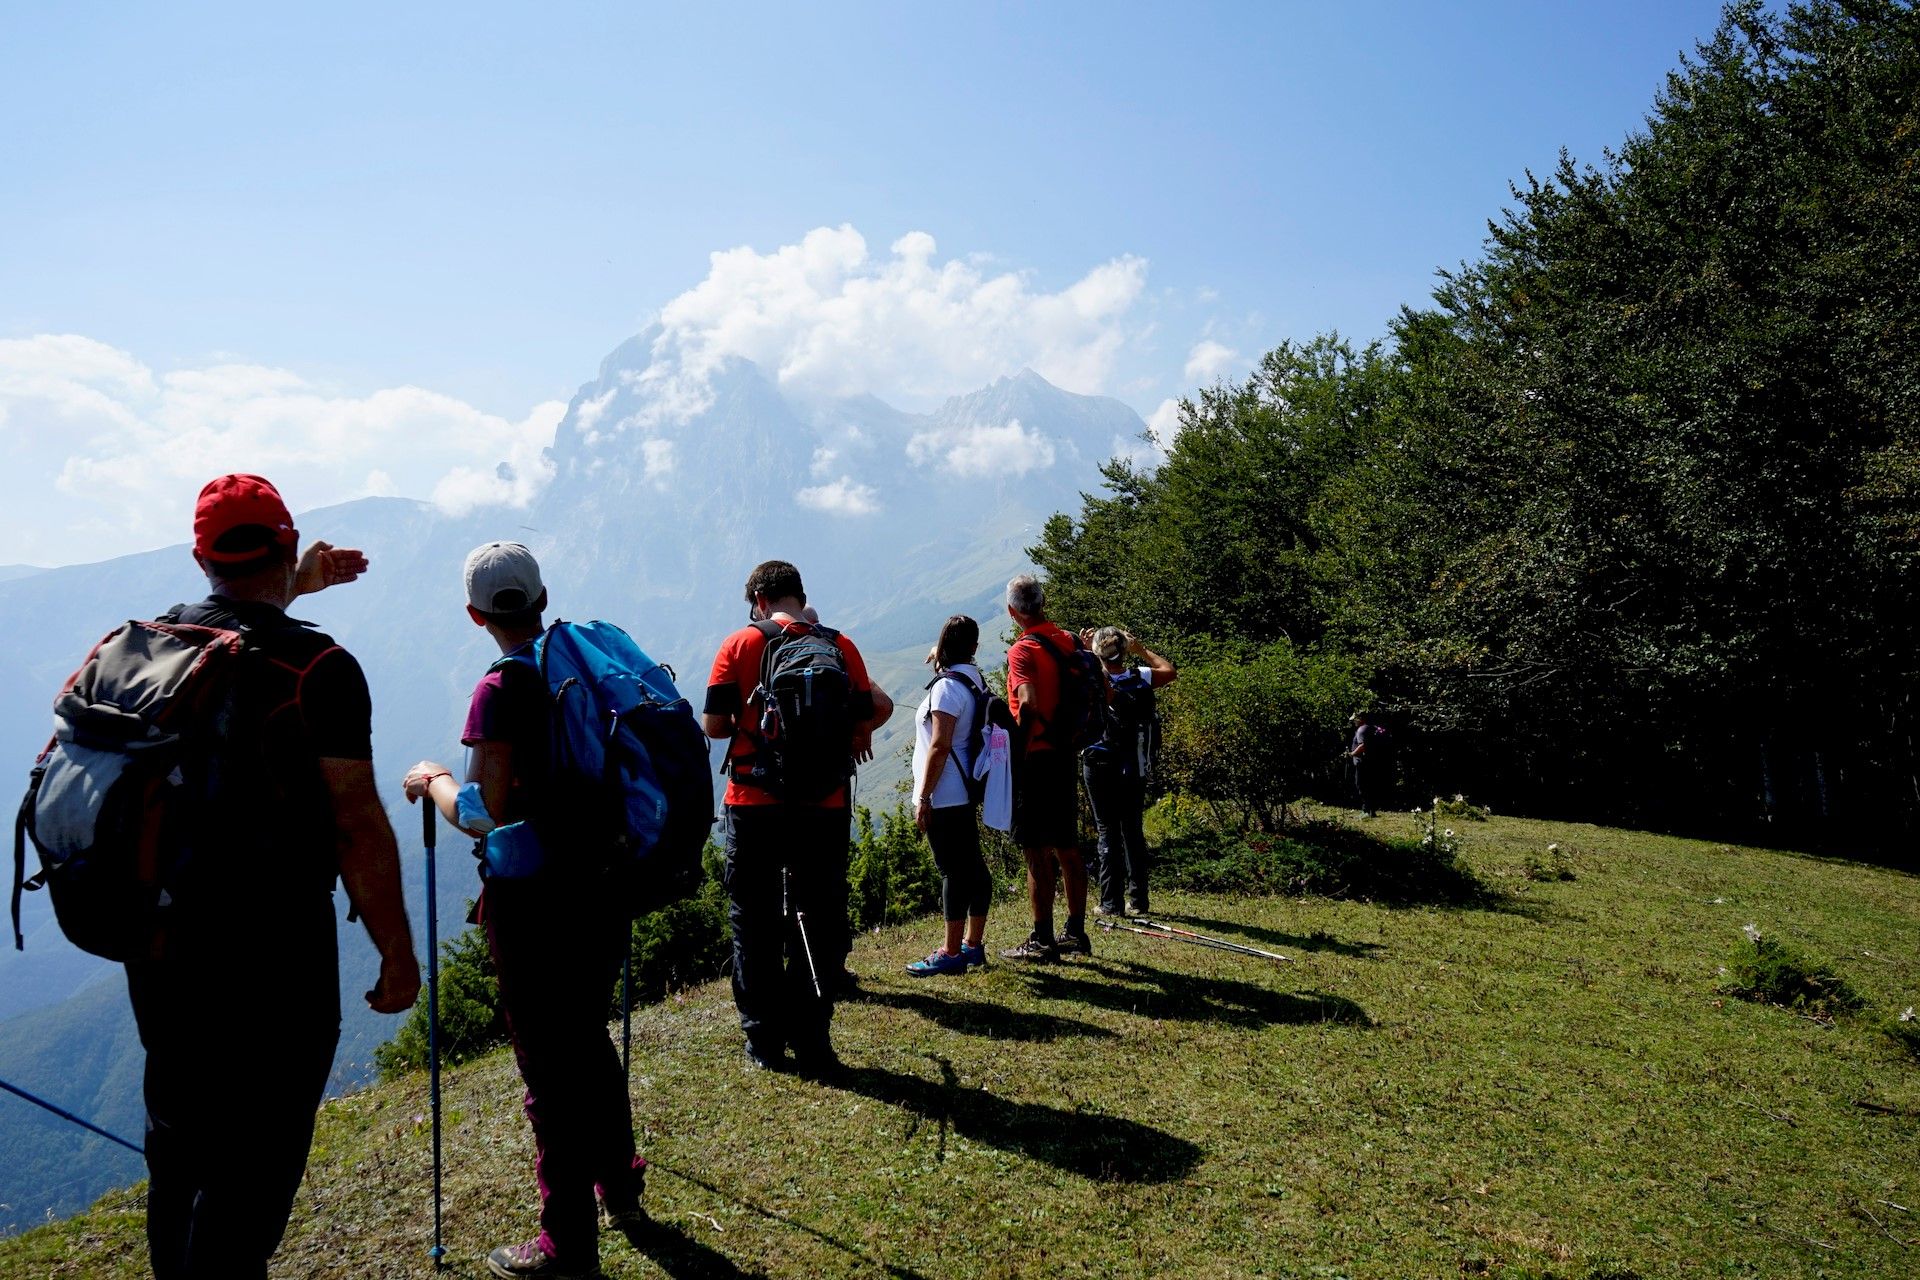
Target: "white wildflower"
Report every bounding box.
[1742,923,1762,944]
[1900,1007,1915,1023]
[1709,896,1726,904]
[1443,829,1455,839]
[1547,843,1560,854]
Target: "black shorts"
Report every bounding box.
[1012,748,1078,849]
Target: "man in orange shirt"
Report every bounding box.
[1000,573,1093,960]
[702,560,893,1072]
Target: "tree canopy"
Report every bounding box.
[1035,0,1920,845]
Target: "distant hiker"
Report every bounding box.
[99,474,419,1280]
[1080,626,1175,917]
[1001,574,1102,961]
[702,560,893,1072]
[905,616,996,976]
[1347,710,1390,818]
[403,543,651,1280]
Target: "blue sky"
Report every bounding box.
[0,0,1730,565]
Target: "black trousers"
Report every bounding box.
[125,900,340,1280]
[723,805,850,1056]
[1353,760,1381,814]
[925,803,992,922]
[1082,760,1149,912]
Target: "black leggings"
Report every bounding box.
[926,804,992,922]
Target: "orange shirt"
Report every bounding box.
[1006,620,1078,755]
[704,617,874,807]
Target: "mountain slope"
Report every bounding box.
[4,813,1917,1278]
[0,343,1146,1233]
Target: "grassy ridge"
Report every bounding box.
[5,813,1917,1278]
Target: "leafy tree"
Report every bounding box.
[1156,642,1369,831]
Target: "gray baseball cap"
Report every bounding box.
[464,541,544,613]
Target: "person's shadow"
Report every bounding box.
[850,983,1118,1042]
[1144,912,1385,959]
[614,1214,767,1279]
[1018,957,1373,1031]
[824,1054,1202,1183]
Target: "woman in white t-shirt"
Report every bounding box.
[906,615,992,976]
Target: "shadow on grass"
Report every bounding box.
[614,1213,769,1279]
[1149,912,1385,958]
[827,1056,1202,1184]
[850,983,1119,1042]
[1017,958,1373,1031]
[650,1166,930,1280]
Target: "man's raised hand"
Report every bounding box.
[294,540,370,597]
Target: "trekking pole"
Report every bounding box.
[621,933,633,1079]
[0,1075,144,1155]
[422,801,447,1269]
[784,866,824,999]
[1095,917,1290,963]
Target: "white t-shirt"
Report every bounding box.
[913,663,983,809]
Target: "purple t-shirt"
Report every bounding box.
[460,648,548,826]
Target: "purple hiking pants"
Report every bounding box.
[480,878,644,1267]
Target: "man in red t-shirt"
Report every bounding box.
[702,560,894,1073]
[1001,573,1093,960]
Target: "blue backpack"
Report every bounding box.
[493,620,714,915]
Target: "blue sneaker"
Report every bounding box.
[906,948,968,977]
[958,942,986,969]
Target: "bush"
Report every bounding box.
[375,914,506,1079]
[847,804,942,932]
[1717,926,1864,1019]
[1154,813,1484,905]
[623,842,732,1007]
[1156,642,1368,832]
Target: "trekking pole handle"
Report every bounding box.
[421,796,436,851]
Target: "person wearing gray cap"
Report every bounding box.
[403,542,646,1280]
[1080,626,1176,917]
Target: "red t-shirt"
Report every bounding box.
[1007,620,1078,756]
[704,617,874,807]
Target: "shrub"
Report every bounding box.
[1522,842,1575,882]
[847,804,942,931]
[1717,926,1864,1019]
[375,914,506,1079]
[1156,641,1368,832]
[1155,815,1483,905]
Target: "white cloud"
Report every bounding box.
[640,225,1150,414]
[641,438,675,481]
[0,334,565,563]
[906,417,1057,479]
[1147,397,1185,443]
[809,446,839,478]
[795,475,881,516]
[1184,339,1238,383]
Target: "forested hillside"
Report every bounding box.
[1036,0,1920,849]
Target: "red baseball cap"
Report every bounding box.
[193,473,298,563]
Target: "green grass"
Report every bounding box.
[6,811,1918,1278]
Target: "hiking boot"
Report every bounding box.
[1000,934,1058,962]
[601,1158,646,1236]
[1056,929,1093,957]
[906,948,968,977]
[958,941,987,969]
[1092,902,1124,917]
[791,1039,844,1079]
[743,1041,787,1072]
[486,1239,595,1278]
[1126,899,1150,918]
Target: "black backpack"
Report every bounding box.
[12,612,311,960]
[1024,631,1107,752]
[1093,668,1160,777]
[925,669,1013,806]
[745,620,856,804]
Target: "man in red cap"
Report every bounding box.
[125,473,420,1280]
